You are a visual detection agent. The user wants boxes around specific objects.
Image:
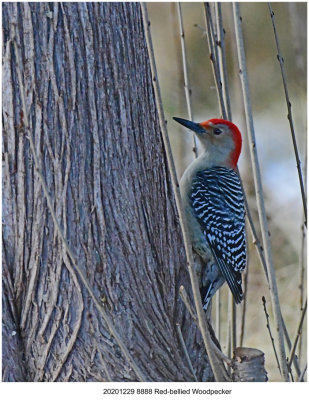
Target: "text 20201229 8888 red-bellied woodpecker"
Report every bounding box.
[173,117,246,311]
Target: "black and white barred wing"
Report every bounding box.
[191,167,247,303]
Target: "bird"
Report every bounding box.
[173,116,247,311]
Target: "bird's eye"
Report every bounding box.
[213,127,222,135]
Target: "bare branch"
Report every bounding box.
[239,266,249,347]
[262,296,281,375]
[203,2,227,119]
[229,294,237,351]
[243,191,269,282]
[179,285,197,324]
[280,313,301,377]
[215,3,232,120]
[210,341,232,367]
[298,364,307,382]
[215,291,221,343]
[287,299,307,371]
[176,324,198,381]
[268,3,307,225]
[298,143,307,363]
[176,2,198,158]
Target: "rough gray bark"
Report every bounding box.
[2,2,213,382]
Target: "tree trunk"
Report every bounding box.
[2,2,213,382]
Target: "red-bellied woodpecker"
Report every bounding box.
[173,117,247,310]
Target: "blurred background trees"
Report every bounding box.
[148,2,306,381]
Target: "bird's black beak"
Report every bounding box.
[173,117,205,134]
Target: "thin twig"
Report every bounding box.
[176,323,198,381]
[215,290,221,342]
[210,339,232,366]
[280,312,301,377]
[243,190,269,282]
[226,315,231,374]
[233,3,289,381]
[177,2,198,158]
[215,2,232,120]
[262,296,281,375]
[268,3,307,225]
[298,220,306,362]
[298,139,307,363]
[299,221,306,314]
[229,293,236,351]
[141,3,228,382]
[12,36,146,382]
[239,265,249,347]
[298,364,307,382]
[179,285,198,324]
[289,368,295,382]
[287,299,307,371]
[226,293,236,364]
[203,2,227,119]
